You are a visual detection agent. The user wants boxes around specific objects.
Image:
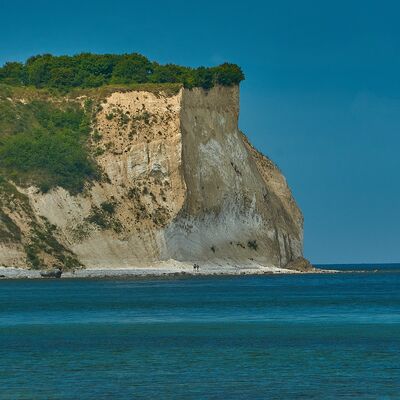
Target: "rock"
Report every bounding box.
[40,268,62,278]
[0,86,305,271]
[284,257,314,272]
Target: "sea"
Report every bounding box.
[0,264,399,399]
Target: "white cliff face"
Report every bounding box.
[165,86,303,267]
[0,86,303,269]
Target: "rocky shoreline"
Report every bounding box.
[0,260,336,280]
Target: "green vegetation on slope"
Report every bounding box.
[0,53,244,90]
[0,92,97,193]
[0,176,81,269]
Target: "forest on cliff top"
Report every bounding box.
[0,53,244,90]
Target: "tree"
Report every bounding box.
[26,54,53,87]
[214,63,244,86]
[48,67,76,88]
[0,62,26,85]
[194,67,214,89]
[111,54,152,83]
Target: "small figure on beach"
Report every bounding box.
[193,263,200,272]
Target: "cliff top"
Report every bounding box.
[0,53,244,91]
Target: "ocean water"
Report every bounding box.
[0,265,399,399]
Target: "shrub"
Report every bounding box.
[100,201,116,214]
[86,206,109,229]
[92,130,103,142]
[25,244,41,269]
[86,204,122,232]
[247,240,258,250]
[0,100,97,194]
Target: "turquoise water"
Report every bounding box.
[0,265,399,399]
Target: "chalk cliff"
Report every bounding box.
[0,85,305,271]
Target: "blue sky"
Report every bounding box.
[1,0,399,264]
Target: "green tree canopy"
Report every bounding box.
[0,53,244,90]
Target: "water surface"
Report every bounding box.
[0,265,399,399]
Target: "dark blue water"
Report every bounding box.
[1,265,399,399]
